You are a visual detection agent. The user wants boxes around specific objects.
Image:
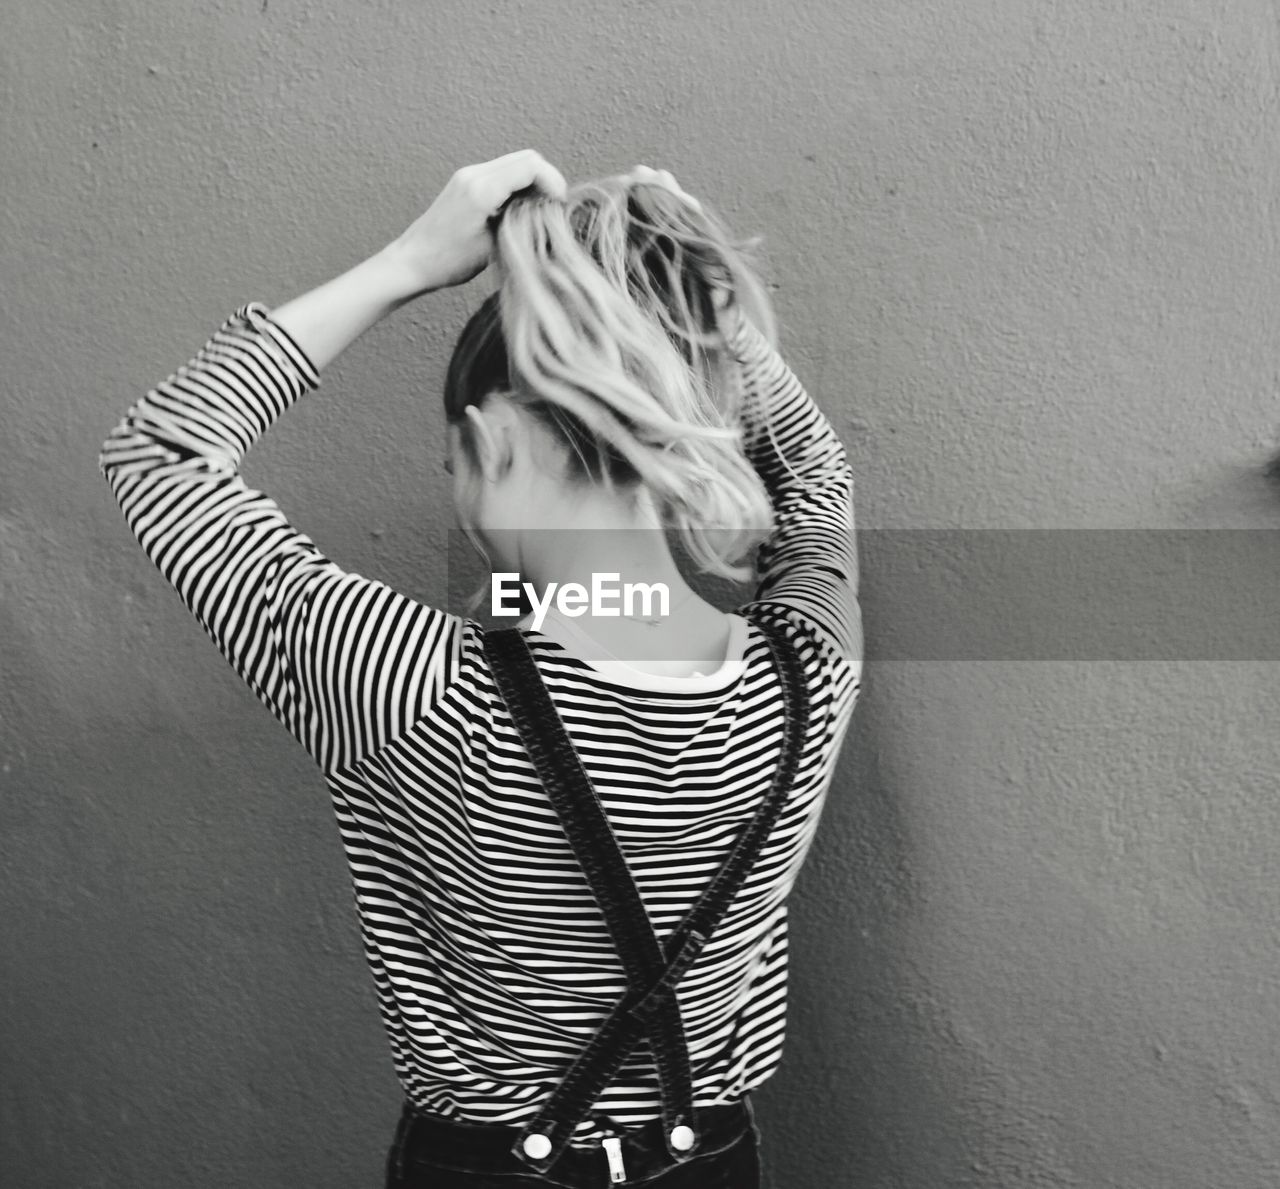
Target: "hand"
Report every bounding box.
[390,149,568,294]
[621,164,731,309]
[622,164,704,215]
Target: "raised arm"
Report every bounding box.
[98,151,567,775]
[722,301,863,670]
[97,301,468,774]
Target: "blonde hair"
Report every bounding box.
[444,172,783,595]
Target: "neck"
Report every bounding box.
[509,489,691,601]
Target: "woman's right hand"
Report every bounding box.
[390,149,568,295]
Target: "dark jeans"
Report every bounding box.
[384,1096,763,1189]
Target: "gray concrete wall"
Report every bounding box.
[4,1,1280,1185]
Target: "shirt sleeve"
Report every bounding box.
[98,302,464,776]
[722,301,863,673]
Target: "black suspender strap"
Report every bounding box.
[481,609,810,1178]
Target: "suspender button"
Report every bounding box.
[670,1124,696,1151]
[523,1132,552,1159]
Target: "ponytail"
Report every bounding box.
[444,173,782,583]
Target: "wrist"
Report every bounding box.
[268,244,430,373]
[378,235,449,301]
[372,239,434,304]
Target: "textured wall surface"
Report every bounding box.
[4,1,1280,1186]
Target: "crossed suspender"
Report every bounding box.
[481,609,809,1178]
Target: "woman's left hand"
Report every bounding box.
[389,149,568,295]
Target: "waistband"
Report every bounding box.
[392,1095,756,1188]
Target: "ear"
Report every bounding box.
[463,403,512,481]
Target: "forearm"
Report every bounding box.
[267,242,424,373]
[723,301,852,499]
[721,299,861,663]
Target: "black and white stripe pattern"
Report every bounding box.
[99,300,862,1145]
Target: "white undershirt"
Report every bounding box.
[514,610,750,693]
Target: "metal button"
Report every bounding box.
[670,1124,695,1151]
[602,1136,627,1182]
[523,1133,552,1159]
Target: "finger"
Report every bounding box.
[621,164,654,188]
[489,149,567,203]
[529,157,567,199]
[632,166,703,213]
[657,170,693,202]
[631,165,680,195]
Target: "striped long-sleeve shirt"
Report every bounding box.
[98,296,863,1146]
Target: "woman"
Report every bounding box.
[99,149,863,1188]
